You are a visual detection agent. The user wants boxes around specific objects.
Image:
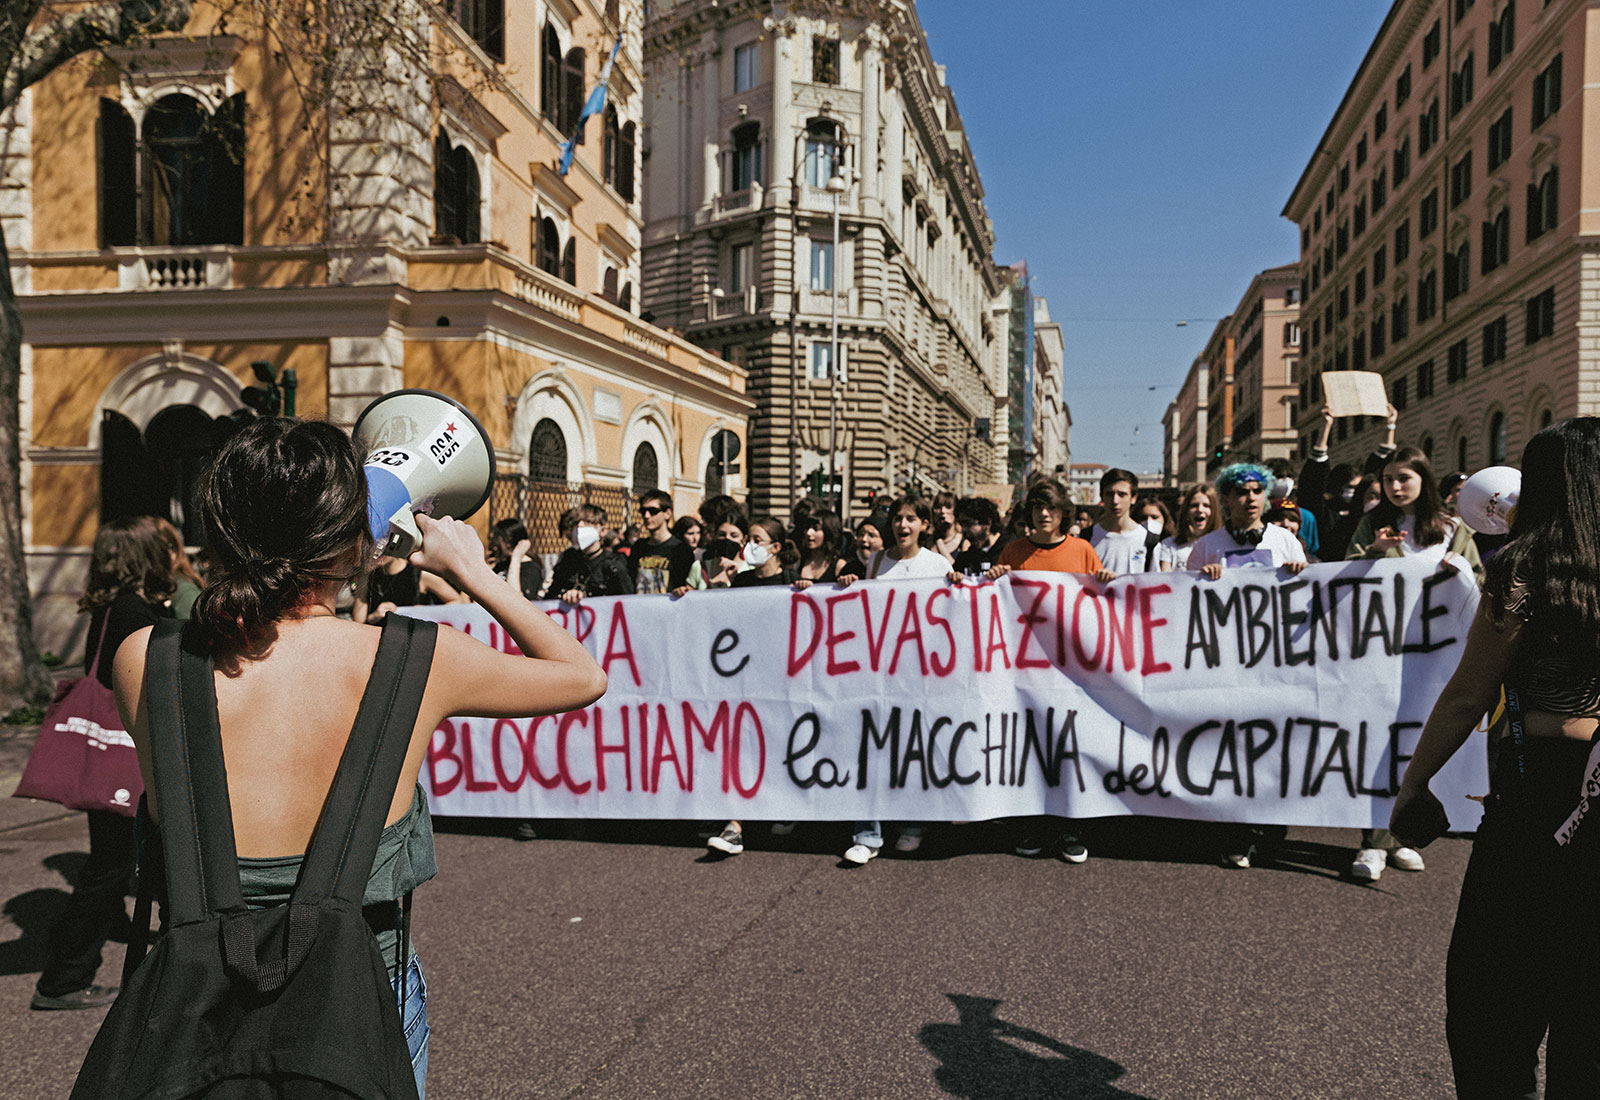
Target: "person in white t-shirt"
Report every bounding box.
[1085,468,1158,574]
[1189,463,1307,870]
[1189,463,1309,578]
[838,495,948,864]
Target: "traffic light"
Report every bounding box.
[863,487,878,511]
[241,360,281,416]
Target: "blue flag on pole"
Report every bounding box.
[558,37,623,176]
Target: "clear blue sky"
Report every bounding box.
[915,0,1392,473]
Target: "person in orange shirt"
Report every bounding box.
[963,479,1115,583]
[953,478,1113,862]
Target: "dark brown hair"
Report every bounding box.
[80,515,176,612]
[1372,446,1449,548]
[1022,479,1071,538]
[1174,484,1221,545]
[193,418,372,650]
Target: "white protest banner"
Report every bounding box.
[405,557,1488,831]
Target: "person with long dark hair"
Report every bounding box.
[1346,447,1484,884]
[793,509,846,587]
[29,517,175,1011]
[1392,417,1600,1099]
[485,518,544,601]
[107,419,607,1093]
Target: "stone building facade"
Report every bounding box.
[10,0,752,654]
[1284,0,1591,474]
[640,0,1005,519]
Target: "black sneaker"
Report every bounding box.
[513,821,538,841]
[1014,835,1046,858]
[31,985,118,1011]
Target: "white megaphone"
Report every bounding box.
[352,390,496,558]
[1458,465,1521,535]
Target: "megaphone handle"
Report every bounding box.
[385,511,422,560]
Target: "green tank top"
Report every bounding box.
[234,786,437,978]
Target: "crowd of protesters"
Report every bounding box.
[413,401,1488,877]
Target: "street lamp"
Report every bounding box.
[826,168,847,515]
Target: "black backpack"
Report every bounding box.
[73,614,438,1099]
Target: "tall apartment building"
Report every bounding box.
[1284,0,1587,475]
[11,0,752,652]
[996,264,1068,483]
[1163,263,1300,488]
[641,0,1005,518]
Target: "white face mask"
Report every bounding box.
[1144,518,1164,537]
[572,524,600,551]
[1273,478,1294,499]
[742,541,771,567]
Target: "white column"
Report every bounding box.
[700,33,721,209]
[768,20,795,203]
[859,29,881,216]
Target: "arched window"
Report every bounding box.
[705,456,725,496]
[132,92,246,247]
[535,217,561,275]
[561,237,576,285]
[1420,434,1434,461]
[618,121,636,202]
[529,418,568,485]
[603,104,620,186]
[619,282,633,312]
[632,441,659,493]
[1488,411,1507,465]
[1541,408,1554,429]
[1456,435,1469,473]
[541,24,562,120]
[433,131,481,245]
[602,266,618,303]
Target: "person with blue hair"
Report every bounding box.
[1189,461,1308,869]
[1190,463,1309,581]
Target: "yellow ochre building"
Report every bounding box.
[8,0,752,654]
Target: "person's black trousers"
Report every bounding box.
[35,809,136,997]
[1447,739,1600,1100]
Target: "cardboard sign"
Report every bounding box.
[1322,371,1390,418]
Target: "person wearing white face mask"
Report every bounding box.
[705,517,800,858]
[546,504,635,604]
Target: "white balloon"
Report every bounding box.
[1458,465,1521,535]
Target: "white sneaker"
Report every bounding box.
[707,825,744,856]
[843,843,879,865]
[1350,848,1387,882]
[1222,844,1256,870]
[1389,846,1426,872]
[894,831,923,853]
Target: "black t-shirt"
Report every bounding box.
[628,535,695,594]
[731,566,797,588]
[494,557,545,601]
[84,590,169,689]
[952,536,1005,577]
[550,548,635,597]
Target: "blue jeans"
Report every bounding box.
[392,954,429,1099]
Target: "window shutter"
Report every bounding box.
[561,237,576,284]
[619,121,636,201]
[563,48,586,137]
[541,25,562,119]
[97,98,137,248]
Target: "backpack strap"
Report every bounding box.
[294,613,437,908]
[144,619,244,926]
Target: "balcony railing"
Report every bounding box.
[116,249,233,290]
[712,183,763,220]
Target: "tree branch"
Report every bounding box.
[2,0,194,108]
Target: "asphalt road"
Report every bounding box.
[0,774,1472,1100]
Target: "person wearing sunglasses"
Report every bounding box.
[628,490,696,596]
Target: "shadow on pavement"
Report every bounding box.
[0,887,68,976]
[919,994,1157,1099]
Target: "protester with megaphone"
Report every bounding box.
[99,413,607,1098]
